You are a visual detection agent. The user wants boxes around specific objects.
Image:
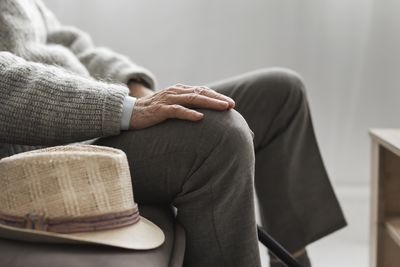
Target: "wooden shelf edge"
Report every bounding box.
[370,128,400,157]
[385,219,400,248]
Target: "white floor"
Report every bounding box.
[256,184,370,267]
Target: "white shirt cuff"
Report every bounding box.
[120,96,136,130]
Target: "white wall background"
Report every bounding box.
[44,0,400,187]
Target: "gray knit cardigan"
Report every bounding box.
[0,0,156,158]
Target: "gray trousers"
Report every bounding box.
[93,68,346,267]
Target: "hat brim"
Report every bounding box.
[0,215,165,250]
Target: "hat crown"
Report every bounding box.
[0,145,135,218]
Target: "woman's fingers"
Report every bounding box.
[164,104,204,121]
[166,93,230,110]
[130,83,235,130]
[167,85,235,108]
[196,86,235,108]
[174,83,192,89]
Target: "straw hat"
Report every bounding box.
[0,144,165,250]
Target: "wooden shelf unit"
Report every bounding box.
[370,129,400,267]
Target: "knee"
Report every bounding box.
[173,110,255,206]
[200,110,255,187]
[253,67,307,105]
[199,109,254,160]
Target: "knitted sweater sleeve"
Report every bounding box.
[0,51,128,146]
[36,0,157,89]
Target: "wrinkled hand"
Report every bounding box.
[129,84,235,130]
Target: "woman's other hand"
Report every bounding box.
[128,81,154,98]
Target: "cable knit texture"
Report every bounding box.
[0,0,156,157]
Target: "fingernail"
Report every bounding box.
[196,112,204,119]
[226,98,235,105]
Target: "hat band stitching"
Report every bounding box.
[0,206,140,234]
